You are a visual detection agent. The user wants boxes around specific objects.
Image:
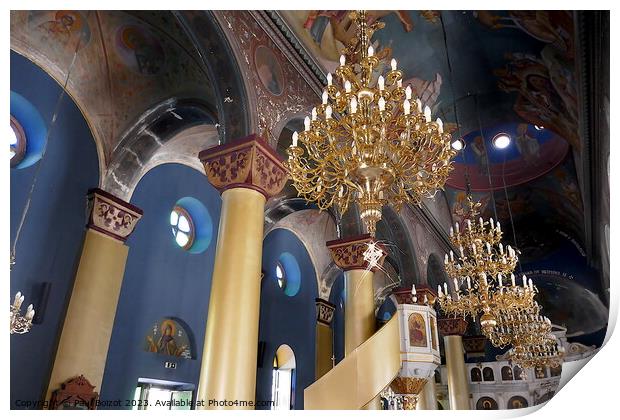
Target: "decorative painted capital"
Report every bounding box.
[315,298,336,326]
[437,317,468,337]
[463,335,488,358]
[86,188,143,242]
[392,285,437,306]
[326,234,387,272]
[198,134,288,199]
[390,377,427,396]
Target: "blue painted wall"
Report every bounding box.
[255,229,318,410]
[10,51,100,408]
[100,163,221,407]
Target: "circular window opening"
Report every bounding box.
[275,252,301,297]
[169,197,213,254]
[170,206,195,250]
[10,115,26,167]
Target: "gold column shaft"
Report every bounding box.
[344,269,375,356]
[416,376,438,410]
[315,323,333,379]
[45,229,129,401]
[196,188,266,410]
[443,335,470,410]
[344,268,381,409]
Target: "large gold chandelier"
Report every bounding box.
[437,197,536,328]
[286,10,457,236]
[437,197,563,368]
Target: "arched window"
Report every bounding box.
[470,367,482,382]
[170,206,194,250]
[10,115,26,167]
[501,366,514,381]
[483,367,495,381]
[271,344,296,410]
[513,365,524,380]
[549,365,562,377]
[534,366,547,379]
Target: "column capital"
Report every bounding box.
[198,134,288,200]
[462,335,487,358]
[86,188,143,242]
[315,298,336,326]
[326,234,387,272]
[392,285,437,306]
[390,377,427,396]
[437,317,468,337]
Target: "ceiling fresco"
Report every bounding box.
[445,155,584,252]
[10,10,216,167]
[279,11,579,149]
[446,123,570,191]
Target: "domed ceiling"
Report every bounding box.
[10,11,216,167]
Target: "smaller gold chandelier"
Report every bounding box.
[286,10,456,236]
[509,336,565,369]
[10,291,35,335]
[437,272,537,327]
[486,301,552,348]
[437,197,535,325]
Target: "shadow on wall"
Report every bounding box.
[100,163,222,408]
[256,229,318,410]
[10,50,100,409]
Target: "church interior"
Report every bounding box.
[9,10,610,411]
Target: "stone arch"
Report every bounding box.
[102,98,218,200]
[375,207,420,287]
[173,11,250,142]
[267,209,338,300]
[427,253,450,292]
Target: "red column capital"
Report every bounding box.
[326,234,387,272]
[198,134,288,200]
[86,188,143,242]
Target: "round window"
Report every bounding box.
[170,206,195,250]
[275,252,301,297]
[10,115,26,167]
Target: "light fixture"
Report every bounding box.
[534,125,544,131]
[451,138,465,151]
[286,10,457,236]
[492,133,511,149]
[436,196,536,328]
[10,291,35,334]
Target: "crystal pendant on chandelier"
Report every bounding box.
[285,10,457,236]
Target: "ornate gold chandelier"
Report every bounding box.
[509,336,565,369]
[486,302,550,348]
[437,197,536,327]
[285,10,457,236]
[488,301,564,368]
[437,196,563,368]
